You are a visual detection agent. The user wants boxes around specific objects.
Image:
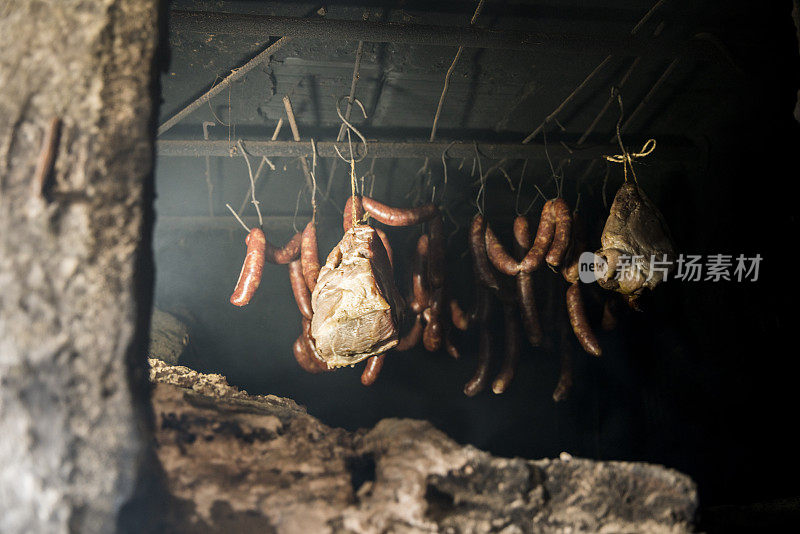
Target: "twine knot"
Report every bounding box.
[603,138,656,183]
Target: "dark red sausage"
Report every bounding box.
[395,315,424,351]
[375,227,393,268]
[552,326,573,402]
[513,216,531,253]
[361,355,385,386]
[423,287,444,351]
[545,199,572,268]
[464,326,492,397]
[428,216,445,289]
[422,317,443,352]
[450,299,470,331]
[265,231,302,265]
[444,332,461,359]
[517,272,543,346]
[469,214,501,291]
[492,303,521,394]
[230,228,267,306]
[485,224,520,276]
[520,201,555,273]
[301,221,320,292]
[293,319,328,373]
[513,216,542,346]
[361,196,439,226]
[288,259,313,319]
[566,282,601,356]
[411,234,430,314]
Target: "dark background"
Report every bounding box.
[154,1,800,528]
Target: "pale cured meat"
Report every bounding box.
[310,224,402,368]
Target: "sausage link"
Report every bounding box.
[293,319,328,373]
[450,299,470,331]
[552,325,573,402]
[230,228,267,306]
[520,201,555,272]
[444,331,461,359]
[422,317,443,352]
[485,224,521,276]
[360,355,385,386]
[428,216,446,289]
[464,325,492,397]
[513,216,532,254]
[395,314,424,351]
[517,272,543,346]
[375,228,393,268]
[492,302,521,394]
[411,234,430,314]
[469,214,501,291]
[468,285,492,325]
[566,282,601,356]
[265,231,302,264]
[343,196,365,232]
[512,216,542,345]
[561,214,585,283]
[361,196,438,226]
[301,221,321,292]
[545,199,572,268]
[288,259,313,319]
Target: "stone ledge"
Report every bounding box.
[150,359,697,533]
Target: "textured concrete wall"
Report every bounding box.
[0,1,160,532]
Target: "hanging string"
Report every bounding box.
[309,138,318,223]
[542,127,564,199]
[333,95,369,163]
[603,89,656,183]
[237,139,263,227]
[514,159,528,215]
[226,203,250,233]
[292,184,307,234]
[439,140,458,204]
[473,141,486,215]
[347,130,359,230]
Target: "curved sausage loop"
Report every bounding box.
[361,196,438,226]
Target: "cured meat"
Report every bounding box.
[310,224,403,368]
[595,183,675,302]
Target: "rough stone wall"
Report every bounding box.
[151,360,698,533]
[0,2,160,532]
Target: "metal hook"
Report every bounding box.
[333,95,369,163]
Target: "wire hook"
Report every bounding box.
[333,95,369,163]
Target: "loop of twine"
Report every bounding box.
[603,138,656,183]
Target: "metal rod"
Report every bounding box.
[168,10,692,58]
[521,55,613,144]
[157,138,697,162]
[157,36,291,136]
[520,0,670,145]
[155,215,308,233]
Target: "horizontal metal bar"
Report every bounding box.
[155,215,308,233]
[157,139,698,162]
[169,10,687,57]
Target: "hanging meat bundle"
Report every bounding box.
[595,182,676,308]
[309,223,402,368]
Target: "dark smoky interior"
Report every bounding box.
[153,0,799,528]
